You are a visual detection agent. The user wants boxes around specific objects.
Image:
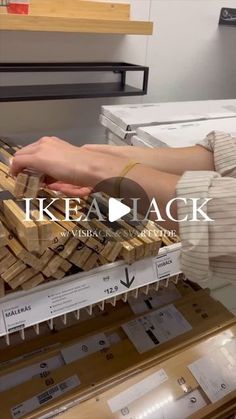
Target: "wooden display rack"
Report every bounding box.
[0,0,153,35]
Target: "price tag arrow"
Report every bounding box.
[120,267,135,289]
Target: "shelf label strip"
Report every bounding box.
[0,249,181,337]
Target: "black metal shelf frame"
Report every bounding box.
[219,8,236,26]
[0,62,149,102]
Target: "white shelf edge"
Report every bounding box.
[0,243,182,338]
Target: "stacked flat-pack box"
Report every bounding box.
[99,101,236,314]
[134,116,236,148]
[100,99,236,145]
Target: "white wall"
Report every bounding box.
[0,0,236,145]
[147,0,236,102]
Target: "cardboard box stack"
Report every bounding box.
[100,99,236,147]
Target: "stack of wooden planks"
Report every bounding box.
[0,138,179,295]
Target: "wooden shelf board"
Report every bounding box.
[29,0,131,21]
[0,14,153,35]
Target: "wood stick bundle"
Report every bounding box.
[0,139,180,294]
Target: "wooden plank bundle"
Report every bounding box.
[0,138,179,293]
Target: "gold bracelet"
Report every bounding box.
[114,160,140,197]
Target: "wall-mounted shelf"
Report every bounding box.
[0,0,153,35]
[0,15,153,35]
[0,62,149,102]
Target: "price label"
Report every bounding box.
[0,251,181,337]
[154,249,181,280]
[104,286,119,295]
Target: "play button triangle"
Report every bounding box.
[108,198,131,222]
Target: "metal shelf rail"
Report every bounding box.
[0,62,149,102]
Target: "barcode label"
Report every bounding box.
[38,386,59,405]
[8,324,25,333]
[11,375,80,418]
[59,382,69,391]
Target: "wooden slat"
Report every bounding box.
[52,268,66,280]
[43,254,64,276]
[2,200,40,252]
[21,273,45,290]
[1,260,26,283]
[30,208,53,254]
[14,172,28,199]
[0,15,153,35]
[8,267,38,290]
[0,250,16,275]
[48,201,105,254]
[37,248,54,271]
[0,220,7,247]
[29,0,130,21]
[55,236,78,259]
[69,246,92,269]
[60,259,72,273]
[0,173,15,195]
[82,251,99,271]
[0,278,5,298]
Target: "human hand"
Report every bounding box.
[11,136,130,197]
[46,181,92,197]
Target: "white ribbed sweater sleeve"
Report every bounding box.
[176,131,236,285]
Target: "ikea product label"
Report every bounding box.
[122,304,192,353]
[108,369,168,413]
[11,375,80,419]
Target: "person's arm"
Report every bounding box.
[82,143,215,175]
[176,130,236,284]
[11,136,180,230]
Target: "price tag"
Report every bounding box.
[0,258,156,336]
[154,249,181,280]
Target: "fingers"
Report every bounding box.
[47,182,92,197]
[11,136,71,177]
[10,154,33,177]
[14,142,39,156]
